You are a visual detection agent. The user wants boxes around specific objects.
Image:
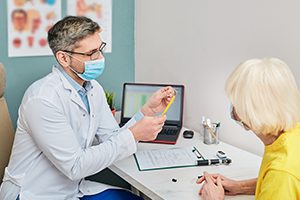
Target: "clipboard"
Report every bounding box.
[134,146,206,171]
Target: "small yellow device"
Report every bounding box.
[162,91,176,115]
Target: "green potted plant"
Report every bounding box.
[105,91,116,116]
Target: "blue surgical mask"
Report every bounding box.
[69,56,105,81]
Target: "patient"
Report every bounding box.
[197,58,300,199]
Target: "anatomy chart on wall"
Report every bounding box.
[7,0,61,57]
[67,0,112,52]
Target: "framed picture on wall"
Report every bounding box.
[7,0,61,57]
[67,0,112,53]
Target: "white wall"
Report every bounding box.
[135,0,300,156]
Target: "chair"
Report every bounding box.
[0,63,14,184]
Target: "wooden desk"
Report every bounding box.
[109,128,262,200]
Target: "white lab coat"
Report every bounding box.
[0,66,138,200]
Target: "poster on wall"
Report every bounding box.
[7,0,61,57]
[67,0,112,53]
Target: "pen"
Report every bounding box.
[203,124,219,142]
[206,118,211,128]
[196,158,232,166]
[202,116,206,125]
[162,91,176,115]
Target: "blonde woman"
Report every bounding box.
[197,58,300,199]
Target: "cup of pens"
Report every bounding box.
[202,117,220,145]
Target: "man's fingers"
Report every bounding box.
[155,128,163,136]
[155,115,167,124]
[159,86,175,98]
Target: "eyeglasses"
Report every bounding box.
[230,105,250,131]
[63,42,106,60]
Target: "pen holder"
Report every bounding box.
[203,123,219,145]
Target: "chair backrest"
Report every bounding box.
[0,63,14,184]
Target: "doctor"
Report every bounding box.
[0,16,174,200]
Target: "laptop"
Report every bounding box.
[120,83,184,144]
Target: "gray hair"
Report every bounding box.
[47,16,100,54]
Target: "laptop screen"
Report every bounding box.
[121,83,184,125]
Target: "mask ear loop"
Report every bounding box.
[65,52,85,75]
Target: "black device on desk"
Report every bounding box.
[183,130,194,139]
[119,83,184,144]
[197,158,232,166]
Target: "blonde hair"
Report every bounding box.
[225,58,300,136]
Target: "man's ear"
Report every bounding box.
[56,51,70,69]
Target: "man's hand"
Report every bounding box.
[199,172,224,200]
[141,86,175,116]
[129,115,166,141]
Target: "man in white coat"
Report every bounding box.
[0,16,175,200]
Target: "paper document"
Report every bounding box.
[134,147,204,171]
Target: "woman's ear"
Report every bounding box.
[56,51,70,69]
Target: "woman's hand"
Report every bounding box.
[198,172,224,200]
[141,86,175,116]
[197,173,256,195]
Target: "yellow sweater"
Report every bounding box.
[255,124,300,199]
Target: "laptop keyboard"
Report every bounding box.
[160,127,178,135]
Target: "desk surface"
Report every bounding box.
[110,128,262,200]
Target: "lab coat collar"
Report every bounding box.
[52,66,89,113]
[56,65,93,95]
